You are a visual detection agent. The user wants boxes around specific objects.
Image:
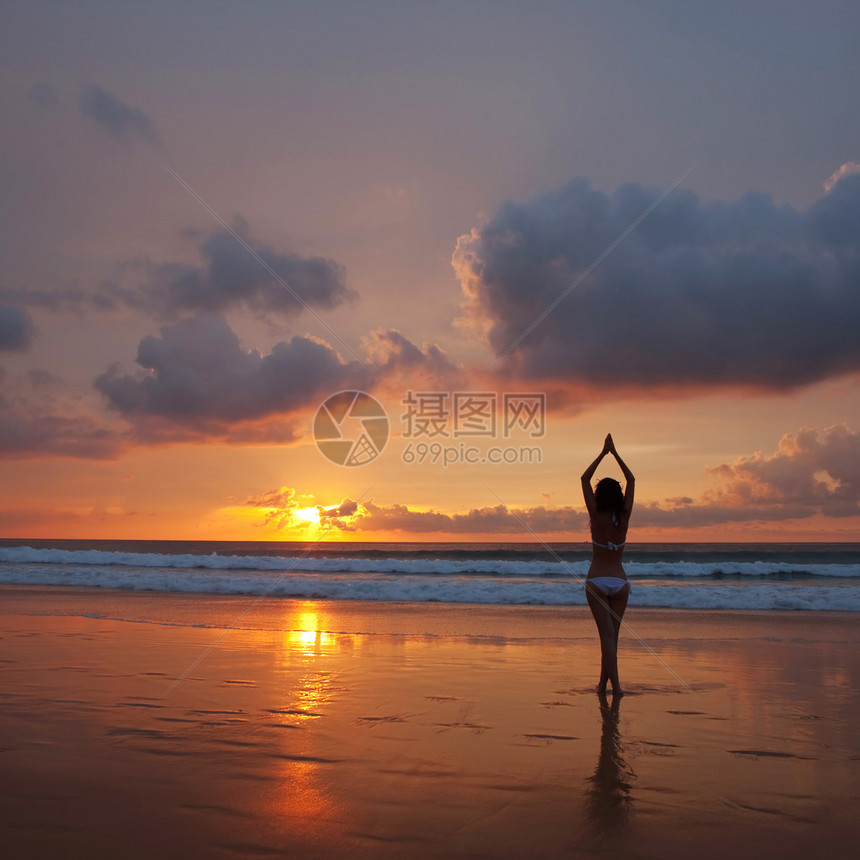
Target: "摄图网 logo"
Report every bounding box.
[313,390,389,466]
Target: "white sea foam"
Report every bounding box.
[1,558,859,611]
[1,545,858,580]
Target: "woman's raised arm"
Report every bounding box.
[581,434,612,514]
[606,435,635,516]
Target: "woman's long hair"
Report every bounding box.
[594,477,625,526]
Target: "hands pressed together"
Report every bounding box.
[602,434,616,456]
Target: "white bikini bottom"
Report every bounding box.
[585,577,630,596]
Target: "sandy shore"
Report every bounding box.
[1,586,858,858]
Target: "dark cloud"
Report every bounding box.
[95,314,453,437]
[0,410,124,460]
[454,171,860,391]
[141,219,354,318]
[28,81,58,105]
[0,360,124,459]
[317,498,360,529]
[27,369,56,388]
[0,284,141,315]
[78,84,160,146]
[0,222,353,321]
[0,306,35,351]
[95,313,371,430]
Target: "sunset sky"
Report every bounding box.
[2,0,860,542]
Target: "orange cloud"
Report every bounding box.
[824,161,860,192]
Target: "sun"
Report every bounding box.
[292,506,322,527]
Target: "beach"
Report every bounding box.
[1,586,857,859]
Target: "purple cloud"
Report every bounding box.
[79,84,160,146]
[0,306,35,352]
[454,172,860,391]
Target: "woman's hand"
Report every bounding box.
[603,433,615,455]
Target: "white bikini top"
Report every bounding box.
[592,540,625,551]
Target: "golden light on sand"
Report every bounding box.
[269,755,337,832]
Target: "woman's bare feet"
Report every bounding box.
[598,682,624,697]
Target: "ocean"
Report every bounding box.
[2,539,859,612]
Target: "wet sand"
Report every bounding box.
[1,586,858,858]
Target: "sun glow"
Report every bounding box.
[292,506,322,527]
[203,486,372,540]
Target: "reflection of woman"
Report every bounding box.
[581,434,634,695]
[585,693,635,836]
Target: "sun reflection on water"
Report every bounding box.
[285,605,335,657]
[262,602,347,832]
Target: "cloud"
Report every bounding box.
[1,313,458,458]
[241,488,367,533]
[0,284,146,316]
[0,221,354,321]
[245,487,305,511]
[95,314,455,439]
[78,84,160,146]
[241,488,361,532]
[140,219,354,319]
[238,487,587,536]
[243,486,315,531]
[239,494,586,535]
[0,505,142,530]
[627,424,860,527]
[702,424,860,517]
[342,500,586,535]
[28,81,58,106]
[631,499,811,528]
[0,306,35,351]
[27,369,56,388]
[0,364,125,459]
[235,423,860,536]
[317,498,360,528]
[454,173,860,392]
[361,328,461,388]
[0,410,125,460]
[346,424,860,533]
[824,161,860,192]
[95,313,372,433]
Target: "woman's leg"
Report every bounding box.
[586,584,629,694]
[606,587,628,694]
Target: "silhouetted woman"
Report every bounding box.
[581,434,634,695]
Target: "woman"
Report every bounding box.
[581,433,635,696]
